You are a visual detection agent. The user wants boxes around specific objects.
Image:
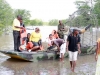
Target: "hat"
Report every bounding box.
[73,29,79,32]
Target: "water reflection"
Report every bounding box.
[0,55,95,75]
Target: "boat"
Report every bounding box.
[0,23,96,62]
[0,50,63,62]
[0,45,96,62]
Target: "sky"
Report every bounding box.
[6,0,78,21]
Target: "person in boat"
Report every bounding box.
[29,27,42,52]
[26,33,31,44]
[47,34,56,50]
[12,15,24,52]
[19,31,29,51]
[66,29,81,72]
[57,20,65,39]
[19,19,27,51]
[51,30,59,39]
[51,39,66,61]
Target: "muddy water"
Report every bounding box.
[0,30,97,75]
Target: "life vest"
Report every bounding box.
[26,42,33,50]
[51,30,59,39]
[26,42,44,51]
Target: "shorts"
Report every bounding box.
[60,43,66,58]
[32,42,39,46]
[68,51,78,61]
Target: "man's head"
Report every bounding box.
[59,20,62,25]
[53,30,57,34]
[73,29,79,35]
[27,33,31,38]
[17,15,22,21]
[35,27,40,32]
[49,34,53,40]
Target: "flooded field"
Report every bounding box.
[0,26,97,75]
[0,54,96,75]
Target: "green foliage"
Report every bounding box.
[0,0,13,35]
[48,19,59,26]
[14,9,31,25]
[0,0,13,25]
[69,0,98,27]
[29,19,43,26]
[93,1,100,25]
[75,1,90,10]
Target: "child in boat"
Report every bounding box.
[46,34,55,50]
[51,39,66,61]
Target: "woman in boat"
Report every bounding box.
[28,27,42,52]
[52,30,59,39]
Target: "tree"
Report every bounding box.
[14,9,31,25]
[30,19,43,26]
[49,19,59,26]
[93,0,100,25]
[0,0,13,35]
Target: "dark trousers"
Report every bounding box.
[13,30,20,51]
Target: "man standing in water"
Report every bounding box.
[57,20,65,39]
[66,29,81,72]
[12,15,24,52]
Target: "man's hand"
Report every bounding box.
[78,49,81,54]
[20,26,24,29]
[60,28,65,31]
[95,55,98,61]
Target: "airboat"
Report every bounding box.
[0,8,99,62]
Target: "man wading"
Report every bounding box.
[66,29,81,72]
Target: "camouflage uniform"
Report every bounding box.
[58,24,65,39]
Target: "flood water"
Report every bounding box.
[0,26,97,75]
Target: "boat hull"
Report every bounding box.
[0,46,96,62]
[0,50,68,62]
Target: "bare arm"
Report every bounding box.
[77,43,80,50]
[66,41,69,51]
[77,43,81,54]
[96,42,98,56]
[14,26,24,29]
[66,41,69,48]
